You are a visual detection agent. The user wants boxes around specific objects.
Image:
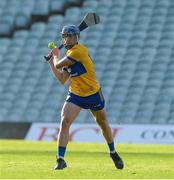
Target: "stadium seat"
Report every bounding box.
[50,0,66,14]
[15,13,31,29]
[32,0,50,16]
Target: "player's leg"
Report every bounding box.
[58,102,81,147]
[91,109,113,143]
[55,102,81,170]
[90,109,124,169]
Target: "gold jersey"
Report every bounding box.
[65,43,100,97]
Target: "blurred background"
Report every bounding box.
[0,0,173,141]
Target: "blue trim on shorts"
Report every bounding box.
[66,89,105,111]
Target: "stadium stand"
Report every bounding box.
[0,0,174,124]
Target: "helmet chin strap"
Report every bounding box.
[64,44,75,50]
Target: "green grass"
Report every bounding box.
[0,140,174,179]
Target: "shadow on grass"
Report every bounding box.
[1,149,173,157]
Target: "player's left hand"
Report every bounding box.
[51,48,60,57]
[47,53,54,65]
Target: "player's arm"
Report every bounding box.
[54,56,74,69]
[49,61,70,84]
[48,48,71,84]
[51,48,74,69]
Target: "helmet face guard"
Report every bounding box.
[61,33,74,38]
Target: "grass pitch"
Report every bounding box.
[0,140,174,179]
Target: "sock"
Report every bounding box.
[58,146,66,159]
[108,141,116,154]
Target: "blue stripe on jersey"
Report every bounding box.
[66,56,87,77]
[66,56,77,63]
